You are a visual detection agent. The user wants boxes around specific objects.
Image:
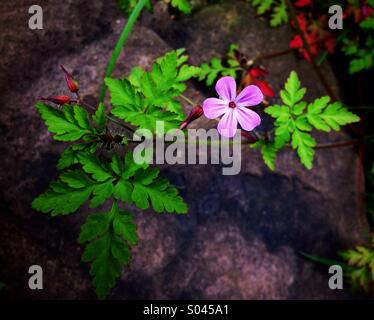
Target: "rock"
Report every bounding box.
[0,0,122,93]
[0,0,369,300]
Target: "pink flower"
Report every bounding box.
[202,76,263,138]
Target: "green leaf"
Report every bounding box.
[107,50,200,131]
[90,181,114,208]
[295,116,312,131]
[58,144,96,170]
[270,0,288,27]
[265,71,359,169]
[113,180,133,203]
[128,66,145,88]
[60,170,92,188]
[110,154,123,176]
[171,0,191,14]
[307,100,360,131]
[112,104,181,133]
[177,64,201,82]
[339,242,374,291]
[282,71,306,107]
[360,16,374,30]
[92,103,107,130]
[256,0,273,14]
[78,212,111,243]
[80,202,134,299]
[252,140,278,171]
[113,211,138,245]
[122,152,148,179]
[265,104,290,121]
[78,153,113,182]
[105,78,144,111]
[251,0,288,27]
[291,129,316,169]
[132,176,188,214]
[32,181,93,215]
[35,103,93,141]
[198,45,240,86]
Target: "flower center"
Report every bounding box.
[228,101,236,108]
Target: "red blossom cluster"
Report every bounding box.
[289,0,374,63]
[289,13,335,62]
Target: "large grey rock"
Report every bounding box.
[0,0,370,299]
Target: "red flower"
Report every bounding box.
[325,37,335,54]
[60,65,79,93]
[246,67,275,98]
[294,0,312,8]
[254,80,275,98]
[41,95,73,105]
[180,105,204,130]
[290,34,303,49]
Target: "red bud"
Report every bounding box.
[60,65,79,93]
[248,67,268,78]
[180,105,203,130]
[41,95,73,105]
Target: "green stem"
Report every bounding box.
[179,94,197,106]
[99,0,148,102]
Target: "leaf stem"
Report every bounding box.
[99,0,148,102]
[179,94,197,106]
[79,99,135,133]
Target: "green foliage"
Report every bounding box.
[341,0,374,74]
[0,282,5,290]
[339,239,374,291]
[33,16,196,300]
[132,168,187,213]
[79,201,136,299]
[198,44,241,86]
[261,71,359,170]
[342,36,374,74]
[35,103,97,141]
[106,50,200,133]
[171,0,192,14]
[360,15,374,30]
[249,0,288,27]
[32,152,187,216]
[251,140,278,171]
[33,150,187,297]
[92,103,107,131]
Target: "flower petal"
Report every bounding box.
[235,107,261,131]
[217,109,238,138]
[235,85,264,107]
[202,98,228,119]
[215,76,237,101]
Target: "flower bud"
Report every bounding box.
[60,65,79,93]
[179,105,203,130]
[41,95,72,105]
